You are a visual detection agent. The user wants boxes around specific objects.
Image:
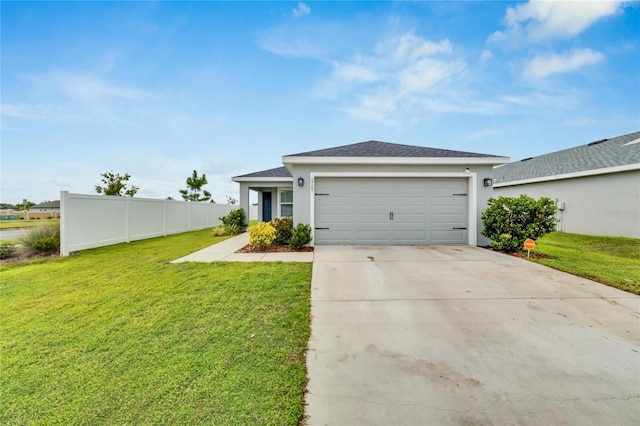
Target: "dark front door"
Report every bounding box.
[262,192,272,222]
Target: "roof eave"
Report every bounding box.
[282,156,510,166]
[232,176,293,182]
[494,163,640,187]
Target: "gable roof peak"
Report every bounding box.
[285,140,498,158]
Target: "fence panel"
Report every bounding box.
[60,191,235,256]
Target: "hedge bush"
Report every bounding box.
[219,208,246,235]
[481,195,557,253]
[270,217,293,245]
[0,242,16,259]
[289,223,312,250]
[248,222,276,251]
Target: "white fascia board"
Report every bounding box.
[493,163,640,187]
[283,156,509,166]
[232,177,292,183]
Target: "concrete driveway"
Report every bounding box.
[305,245,640,425]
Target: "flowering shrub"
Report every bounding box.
[248,222,276,250]
[270,217,293,245]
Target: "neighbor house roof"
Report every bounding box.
[232,166,292,181]
[33,201,60,209]
[494,131,640,186]
[285,140,498,158]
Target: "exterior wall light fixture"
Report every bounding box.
[297,177,304,187]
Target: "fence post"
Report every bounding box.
[125,196,130,243]
[60,191,69,256]
[163,199,167,237]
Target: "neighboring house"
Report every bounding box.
[233,140,508,246]
[30,200,61,213]
[493,131,640,239]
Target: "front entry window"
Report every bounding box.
[280,190,293,217]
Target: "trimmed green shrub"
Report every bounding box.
[21,224,60,253]
[219,208,246,235]
[248,222,276,251]
[0,242,17,259]
[481,195,557,253]
[289,223,312,250]
[270,217,293,245]
[33,237,59,252]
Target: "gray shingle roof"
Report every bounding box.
[234,166,291,179]
[285,140,498,158]
[34,201,60,208]
[494,131,640,184]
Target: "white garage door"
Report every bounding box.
[314,178,468,245]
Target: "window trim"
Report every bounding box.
[277,188,293,217]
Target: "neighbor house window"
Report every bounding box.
[280,190,293,217]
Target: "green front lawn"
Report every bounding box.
[0,218,60,229]
[531,232,640,294]
[1,230,312,425]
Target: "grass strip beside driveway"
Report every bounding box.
[0,219,60,229]
[1,230,312,425]
[532,232,640,294]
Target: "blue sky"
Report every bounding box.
[2,1,638,204]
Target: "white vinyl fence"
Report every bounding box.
[60,191,235,256]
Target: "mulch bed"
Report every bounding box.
[508,251,554,260]
[0,250,60,264]
[236,244,314,254]
[483,246,554,260]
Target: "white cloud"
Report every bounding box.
[522,48,604,79]
[464,128,502,141]
[47,71,150,101]
[292,2,311,19]
[313,34,480,123]
[332,60,380,84]
[479,49,493,63]
[492,0,624,43]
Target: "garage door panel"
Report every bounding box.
[432,196,466,206]
[356,213,391,223]
[395,196,428,207]
[315,178,468,245]
[354,230,391,243]
[432,213,465,225]
[394,213,427,224]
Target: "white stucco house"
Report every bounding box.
[493,131,640,239]
[233,140,508,246]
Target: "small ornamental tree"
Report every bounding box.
[95,172,138,197]
[481,195,557,253]
[179,170,212,202]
